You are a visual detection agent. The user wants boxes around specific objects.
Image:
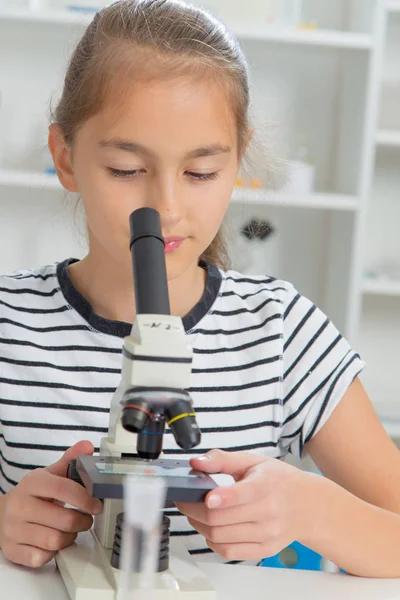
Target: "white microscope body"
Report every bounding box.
[56,208,218,600]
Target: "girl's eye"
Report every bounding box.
[108,168,144,179]
[186,171,219,182]
[108,168,219,182]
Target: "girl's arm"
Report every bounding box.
[178,378,400,577]
[303,376,400,576]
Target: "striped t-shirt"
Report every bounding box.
[0,258,364,561]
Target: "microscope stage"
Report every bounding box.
[75,455,217,503]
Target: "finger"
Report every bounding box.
[10,521,77,552]
[190,449,268,481]
[206,541,266,562]
[176,499,266,527]
[25,470,102,515]
[46,440,94,478]
[2,543,56,569]
[25,497,93,533]
[205,466,264,510]
[188,518,264,545]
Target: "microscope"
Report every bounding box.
[55,207,218,599]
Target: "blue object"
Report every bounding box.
[44,167,57,175]
[261,541,324,571]
[66,5,98,13]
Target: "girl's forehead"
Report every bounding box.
[87,75,237,143]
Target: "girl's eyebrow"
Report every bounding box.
[99,139,231,159]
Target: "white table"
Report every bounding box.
[1,551,400,600]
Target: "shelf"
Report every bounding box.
[0,6,93,26]
[231,25,372,49]
[376,130,400,147]
[0,171,359,211]
[232,188,359,211]
[0,169,61,190]
[0,8,372,50]
[363,277,400,297]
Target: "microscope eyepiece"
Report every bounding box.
[123,208,202,459]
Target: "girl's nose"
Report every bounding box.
[149,176,183,231]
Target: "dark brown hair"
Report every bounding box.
[53,0,252,270]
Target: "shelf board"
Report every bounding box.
[0,169,61,190]
[233,25,372,49]
[232,188,359,211]
[363,277,400,297]
[0,7,94,26]
[0,8,372,49]
[0,171,359,211]
[376,130,400,147]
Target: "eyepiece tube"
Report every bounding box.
[129,208,170,315]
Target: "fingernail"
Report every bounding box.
[207,495,222,509]
[196,455,211,461]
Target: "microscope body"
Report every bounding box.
[95,311,193,553]
[56,207,217,599]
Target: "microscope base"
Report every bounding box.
[56,529,217,600]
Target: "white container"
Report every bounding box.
[29,0,50,9]
[281,160,316,194]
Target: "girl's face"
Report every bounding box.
[52,75,241,280]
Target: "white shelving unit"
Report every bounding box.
[0,1,398,430]
[355,1,400,429]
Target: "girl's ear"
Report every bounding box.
[48,124,79,193]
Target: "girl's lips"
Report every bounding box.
[164,237,186,253]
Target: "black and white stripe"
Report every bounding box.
[0,259,364,562]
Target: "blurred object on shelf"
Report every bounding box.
[249,178,263,189]
[29,0,50,8]
[50,0,103,11]
[365,263,400,283]
[281,136,315,194]
[265,0,303,27]
[42,145,56,175]
[297,22,318,31]
[200,0,303,29]
[232,217,279,276]
[235,177,245,188]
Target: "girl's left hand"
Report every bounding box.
[176,449,320,561]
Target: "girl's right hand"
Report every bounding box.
[0,440,103,568]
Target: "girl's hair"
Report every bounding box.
[53,0,252,270]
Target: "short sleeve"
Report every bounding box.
[278,283,365,458]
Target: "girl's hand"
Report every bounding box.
[176,449,319,561]
[0,441,103,568]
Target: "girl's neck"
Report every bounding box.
[67,251,207,325]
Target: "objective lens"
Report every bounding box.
[137,417,166,460]
[167,398,201,450]
[121,389,152,433]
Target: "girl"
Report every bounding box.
[1,0,400,577]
